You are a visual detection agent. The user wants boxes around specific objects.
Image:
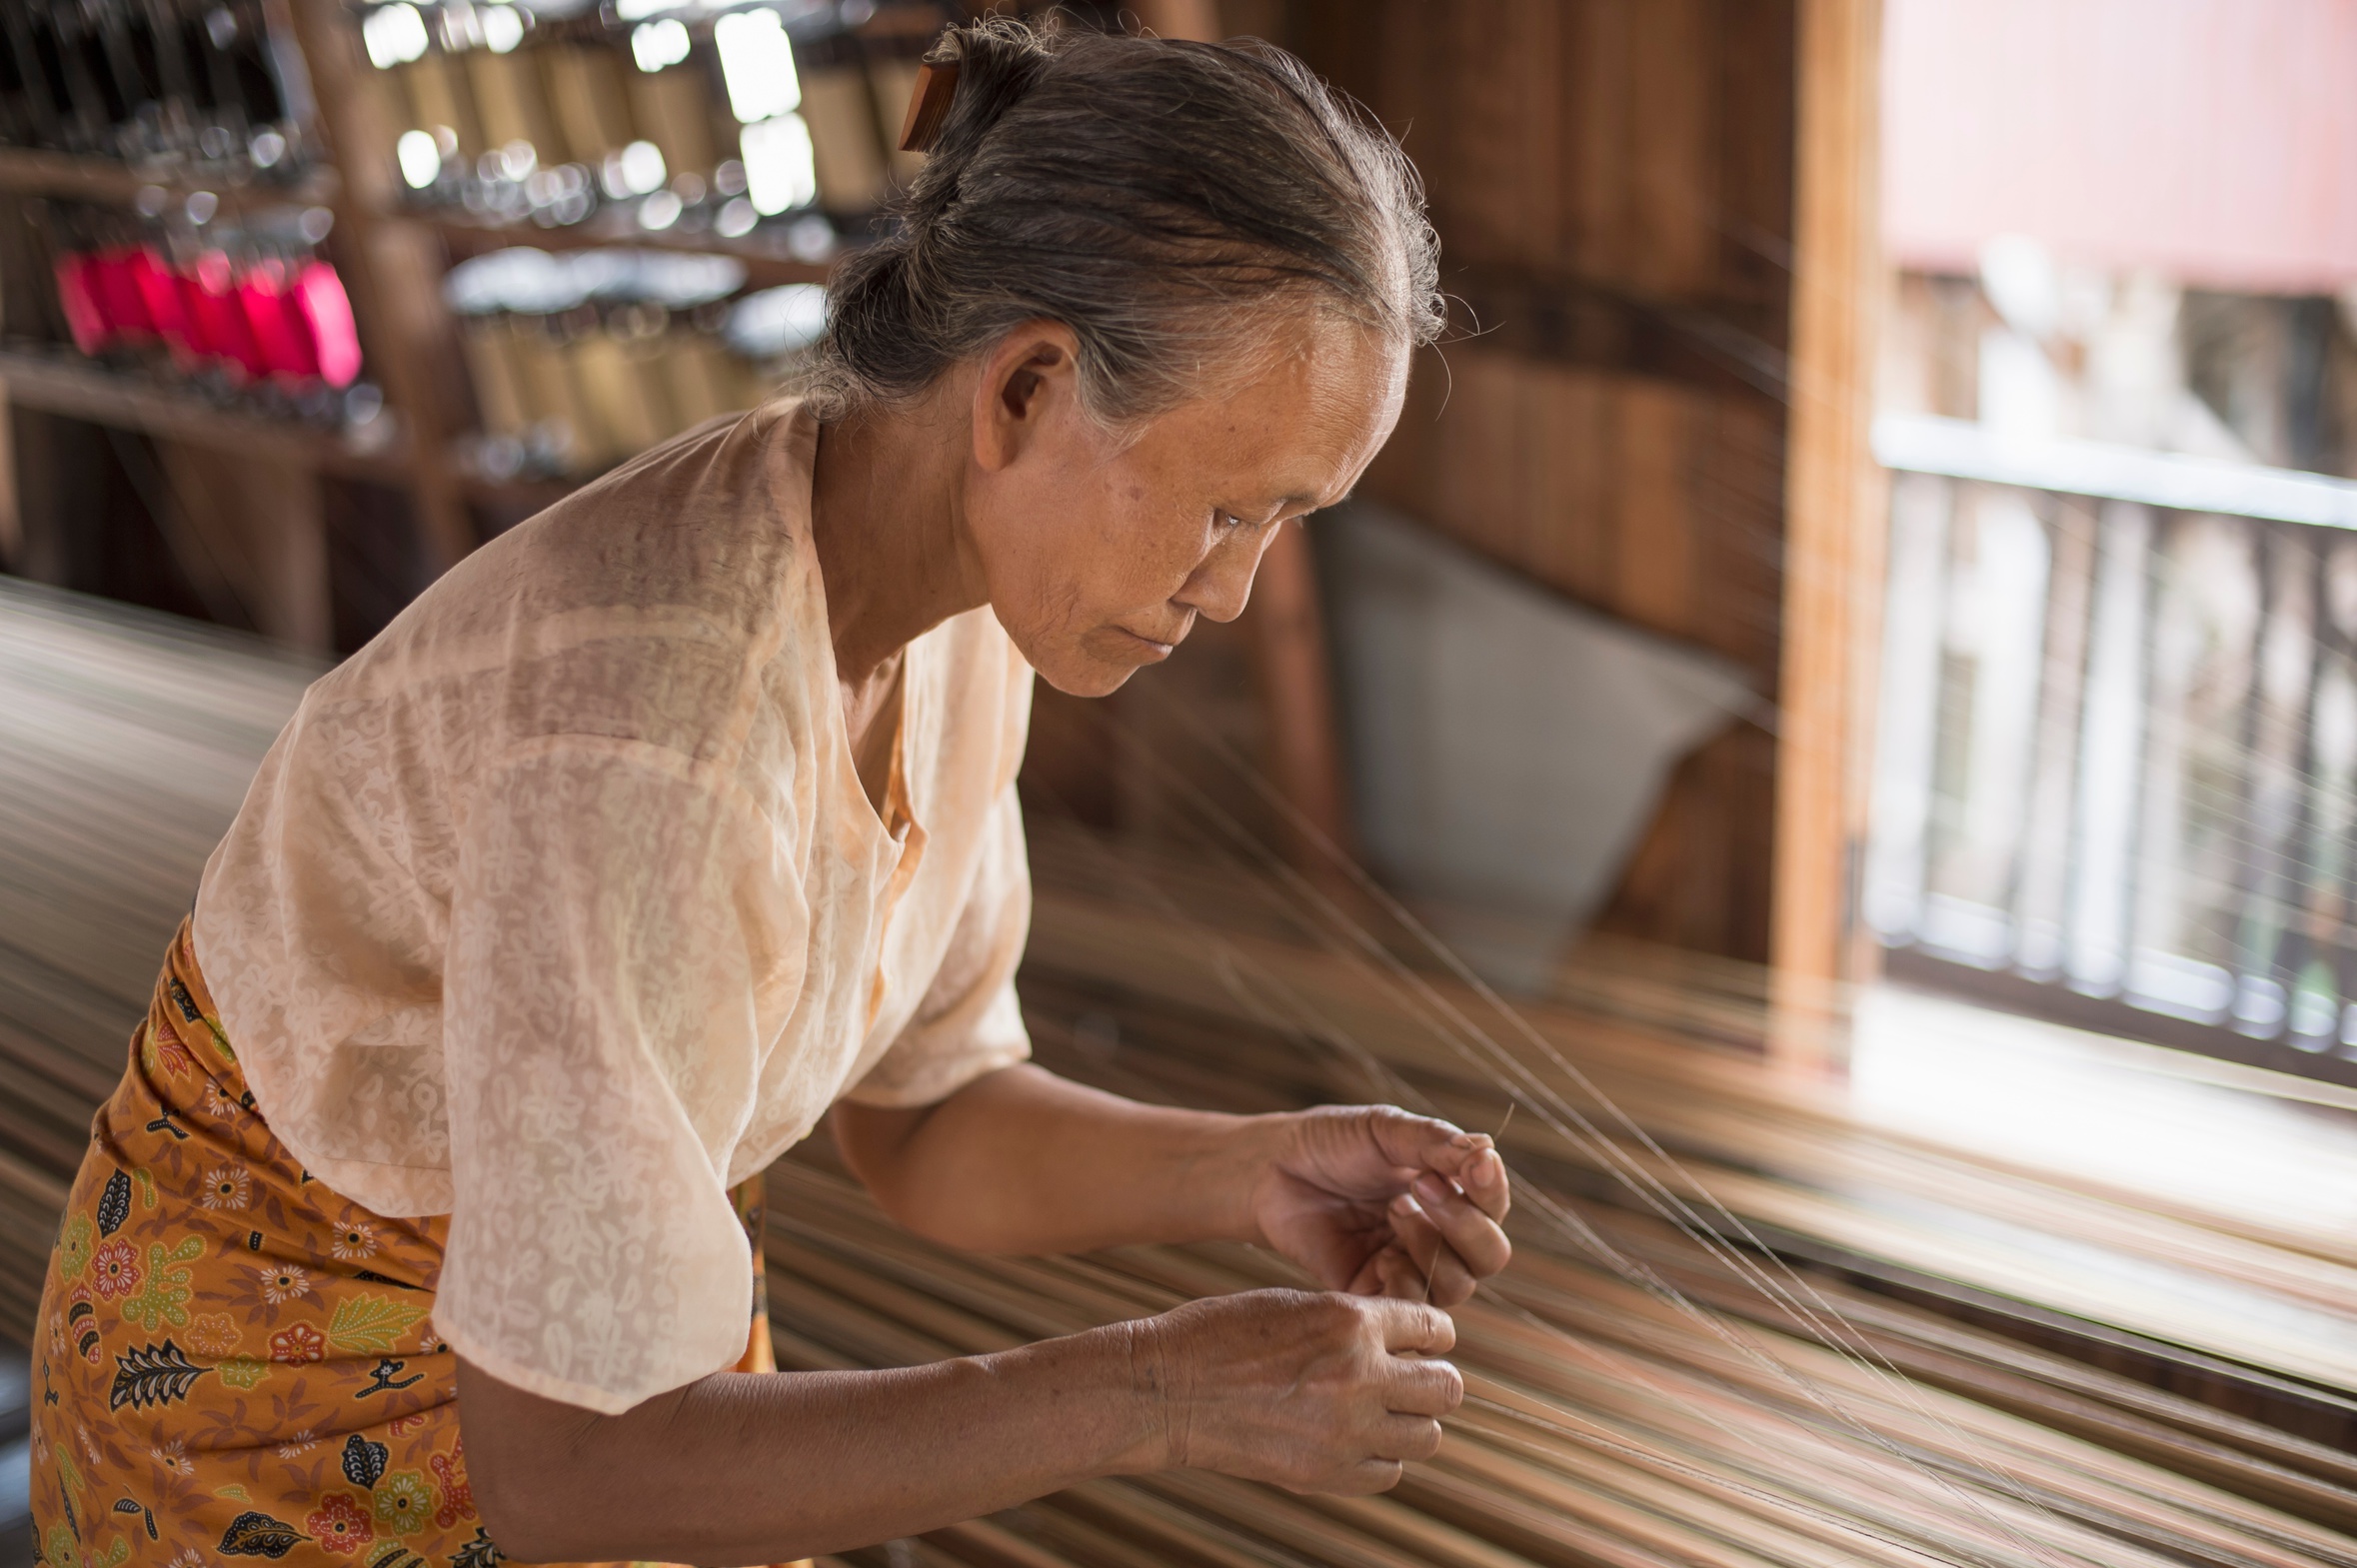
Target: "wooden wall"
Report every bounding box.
[1287,0,1800,962]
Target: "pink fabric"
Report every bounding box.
[182,254,265,380]
[238,261,321,383]
[88,251,154,342]
[53,255,107,355]
[294,261,364,388]
[128,248,195,367]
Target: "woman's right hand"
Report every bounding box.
[1127,1289,1463,1494]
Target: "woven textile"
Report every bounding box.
[30,920,788,1568]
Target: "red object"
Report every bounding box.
[182,252,265,381]
[89,251,155,342]
[129,249,196,367]
[238,260,319,383]
[53,255,109,355]
[293,261,363,389]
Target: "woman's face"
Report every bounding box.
[961,317,1407,698]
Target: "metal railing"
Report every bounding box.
[1864,413,2357,1078]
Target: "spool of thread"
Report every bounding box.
[52,254,108,356]
[181,251,266,382]
[293,261,363,389]
[237,260,319,384]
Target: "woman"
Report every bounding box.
[32,19,1510,1567]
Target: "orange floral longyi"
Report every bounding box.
[31,921,781,1568]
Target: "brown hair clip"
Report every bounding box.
[898,59,961,154]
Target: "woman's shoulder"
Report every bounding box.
[311,403,831,766]
[493,400,817,630]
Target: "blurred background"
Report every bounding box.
[1,0,2354,1556]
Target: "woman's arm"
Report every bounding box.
[462,1287,1460,1563]
[835,1063,1513,1304]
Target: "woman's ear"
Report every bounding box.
[972,321,1085,474]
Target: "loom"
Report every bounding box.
[3,576,2354,1568]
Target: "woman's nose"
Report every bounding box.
[1175,528,1280,624]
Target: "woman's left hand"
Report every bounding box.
[1247,1107,1512,1307]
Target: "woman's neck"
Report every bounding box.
[808,391,989,688]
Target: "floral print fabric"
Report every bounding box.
[31,921,790,1568]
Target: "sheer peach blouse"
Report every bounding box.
[191,401,1035,1413]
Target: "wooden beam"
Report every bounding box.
[0,146,339,217]
[0,349,411,481]
[1770,0,1886,1072]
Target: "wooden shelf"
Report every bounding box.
[0,346,410,481]
[0,146,339,219]
[429,214,837,290]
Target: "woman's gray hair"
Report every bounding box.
[804,17,1442,428]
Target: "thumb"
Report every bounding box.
[1363,1107,1488,1182]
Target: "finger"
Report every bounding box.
[1364,1109,1513,1226]
[1424,1250,1476,1309]
[1409,1172,1513,1279]
[1387,1192,1444,1269]
[1371,1413,1446,1463]
[1362,1107,1485,1178]
[1383,1357,1464,1417]
[1457,1143,1512,1224]
[1369,1246,1423,1301]
[1364,1294,1455,1356]
[1338,1457,1406,1495]
[1386,1196,1478,1305]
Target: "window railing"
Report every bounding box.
[1863,413,2357,1084]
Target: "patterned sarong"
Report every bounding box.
[30,921,787,1568]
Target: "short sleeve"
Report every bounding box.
[844,784,1033,1108]
[432,739,805,1415]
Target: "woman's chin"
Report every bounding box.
[1038,657,1147,700]
[1026,628,1175,698]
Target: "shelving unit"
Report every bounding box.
[0,0,920,653]
[0,145,340,214]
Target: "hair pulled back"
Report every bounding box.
[807,17,1442,428]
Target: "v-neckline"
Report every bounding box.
[803,552,918,847]
[847,651,909,827]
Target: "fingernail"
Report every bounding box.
[1449,1133,1475,1149]
[1390,1191,1416,1213]
[1414,1173,1450,1203]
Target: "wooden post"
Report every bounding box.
[1130,1,1223,41]
[0,388,18,571]
[280,0,477,576]
[154,443,333,655]
[1246,522,1358,872]
[1135,0,1359,879]
[1771,0,1885,1073]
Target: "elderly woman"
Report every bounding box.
[32,19,1509,1568]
